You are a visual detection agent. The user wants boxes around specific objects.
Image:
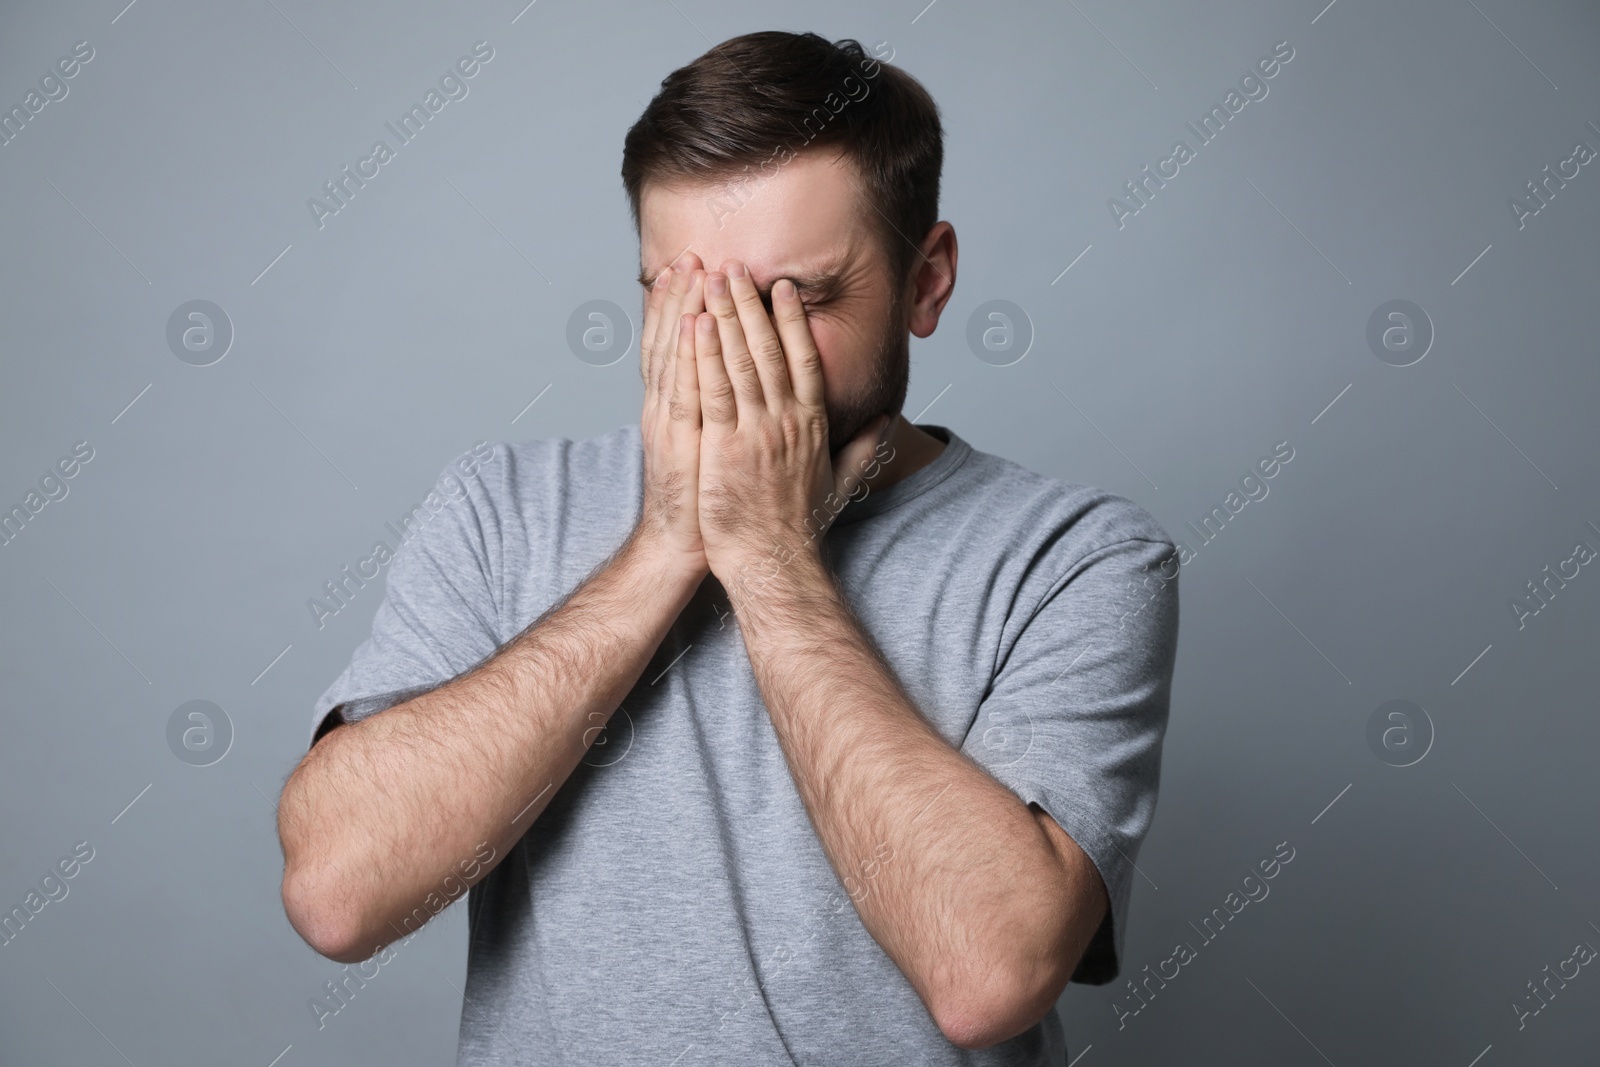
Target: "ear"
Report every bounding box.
[905,221,957,339]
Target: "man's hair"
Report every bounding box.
[621,31,943,289]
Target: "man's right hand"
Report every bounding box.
[635,254,710,578]
[280,256,721,966]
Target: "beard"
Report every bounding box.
[825,287,911,455]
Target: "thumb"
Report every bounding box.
[832,414,893,500]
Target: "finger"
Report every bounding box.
[649,253,704,396]
[695,310,738,429]
[672,271,704,415]
[674,249,705,274]
[643,265,681,398]
[672,310,701,427]
[704,270,765,414]
[640,268,672,391]
[675,270,707,401]
[722,260,792,406]
[770,278,825,412]
[682,267,707,320]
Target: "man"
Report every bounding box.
[277,30,1179,1066]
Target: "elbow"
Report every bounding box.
[932,960,1067,1051]
[278,779,382,964]
[935,988,1050,1052]
[281,868,375,965]
[936,1005,1003,1052]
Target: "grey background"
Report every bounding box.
[2,0,1596,1063]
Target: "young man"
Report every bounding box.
[277,30,1179,1066]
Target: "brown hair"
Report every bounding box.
[621,31,943,288]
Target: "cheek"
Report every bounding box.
[806,319,847,390]
[796,308,888,407]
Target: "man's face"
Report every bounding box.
[638,150,909,455]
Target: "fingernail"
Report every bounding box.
[727,261,747,278]
[774,278,796,300]
[653,272,669,289]
[707,273,729,296]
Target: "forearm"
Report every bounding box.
[279,531,704,962]
[729,555,1073,1038]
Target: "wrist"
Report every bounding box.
[717,536,829,614]
[619,528,708,598]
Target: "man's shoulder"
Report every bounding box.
[955,436,1174,562]
[469,424,641,500]
[498,422,639,470]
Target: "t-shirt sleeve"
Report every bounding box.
[307,443,505,750]
[959,534,1179,985]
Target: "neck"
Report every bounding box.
[860,414,946,494]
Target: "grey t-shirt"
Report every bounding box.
[309,422,1179,1066]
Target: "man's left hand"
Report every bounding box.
[692,259,888,601]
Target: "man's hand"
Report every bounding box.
[692,259,889,598]
[635,255,711,578]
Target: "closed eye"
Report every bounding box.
[774,291,829,313]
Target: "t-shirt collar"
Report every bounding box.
[833,423,972,526]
